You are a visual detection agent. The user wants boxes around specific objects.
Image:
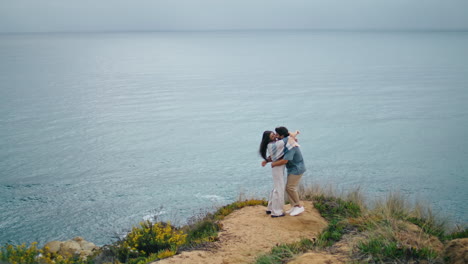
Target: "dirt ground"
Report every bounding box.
[152,201,328,264]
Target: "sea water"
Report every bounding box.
[1,31,467,246]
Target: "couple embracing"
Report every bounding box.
[259,126,306,218]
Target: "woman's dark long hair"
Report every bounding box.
[259,130,274,161]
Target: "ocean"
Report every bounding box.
[1,31,467,246]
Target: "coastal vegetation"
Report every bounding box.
[1,185,466,264]
[0,199,267,264]
[0,241,88,264]
[255,184,467,264]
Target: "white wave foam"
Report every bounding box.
[196,194,225,202]
[143,210,166,222]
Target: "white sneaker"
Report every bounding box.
[290,206,305,216]
[285,208,294,214]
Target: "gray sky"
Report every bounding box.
[1,0,468,33]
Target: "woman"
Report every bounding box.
[259,130,299,217]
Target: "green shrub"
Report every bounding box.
[185,219,220,245]
[0,243,42,264]
[313,195,361,221]
[117,221,185,262]
[311,195,361,248]
[0,242,86,264]
[315,219,348,247]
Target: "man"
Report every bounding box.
[270,126,306,216]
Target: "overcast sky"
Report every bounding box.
[1,0,468,33]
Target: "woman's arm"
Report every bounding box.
[261,156,272,167]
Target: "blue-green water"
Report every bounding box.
[1,31,467,246]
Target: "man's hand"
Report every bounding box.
[261,160,267,167]
[271,159,288,168]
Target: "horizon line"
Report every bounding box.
[1,28,468,35]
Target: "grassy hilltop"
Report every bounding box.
[1,184,467,264]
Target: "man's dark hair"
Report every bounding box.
[275,126,289,137]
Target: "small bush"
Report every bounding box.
[0,242,86,264]
[0,243,40,264]
[117,221,186,262]
[184,219,220,246]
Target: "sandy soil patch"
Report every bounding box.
[153,201,327,264]
[287,252,346,264]
[287,232,353,264]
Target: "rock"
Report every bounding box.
[444,238,468,264]
[72,236,84,242]
[79,241,99,259]
[43,241,62,254]
[58,240,82,257]
[78,240,98,251]
[42,238,99,260]
[80,250,95,259]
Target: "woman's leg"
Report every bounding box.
[270,165,285,216]
[267,190,274,212]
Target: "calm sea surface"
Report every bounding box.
[1,31,467,246]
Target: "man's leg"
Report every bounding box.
[285,173,303,207]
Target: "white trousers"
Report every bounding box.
[267,164,285,216]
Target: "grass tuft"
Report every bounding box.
[313,195,362,221]
[315,220,348,247]
[309,192,362,249]
[255,238,316,264]
[444,226,468,241]
[357,236,439,262]
[350,192,448,263]
[213,199,267,221]
[407,216,446,240]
